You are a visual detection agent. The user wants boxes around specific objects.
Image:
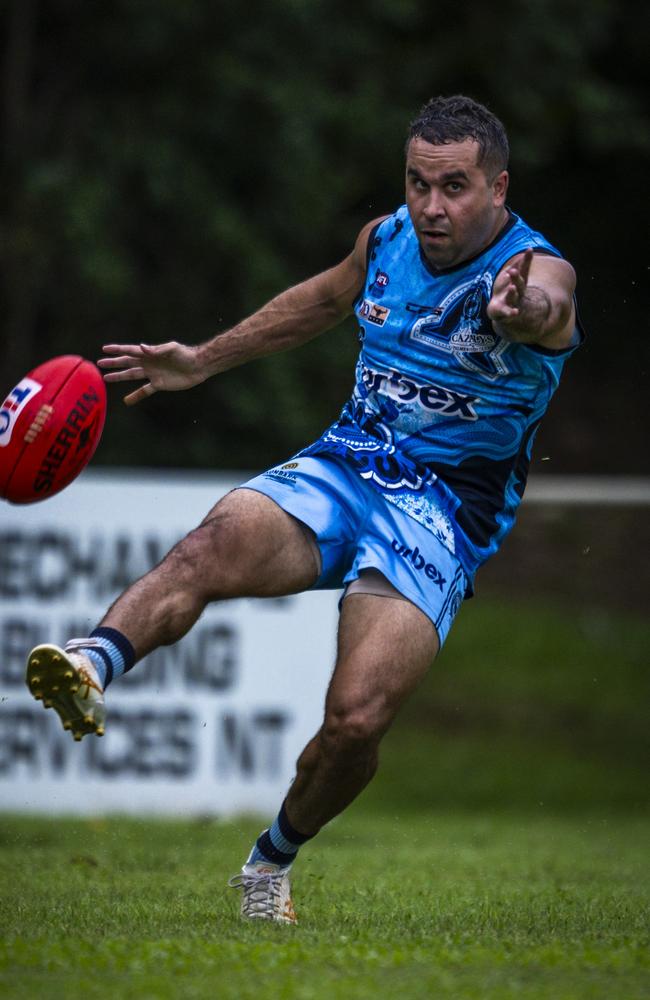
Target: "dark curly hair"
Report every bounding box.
[407,95,509,178]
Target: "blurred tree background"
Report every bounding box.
[2,0,649,474]
[1,2,648,875]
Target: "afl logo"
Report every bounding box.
[0,378,43,447]
[368,270,390,299]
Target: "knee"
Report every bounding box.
[322,698,388,756]
[163,516,235,595]
[162,526,211,585]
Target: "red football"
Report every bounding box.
[0,355,106,504]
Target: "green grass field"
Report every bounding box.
[1,812,648,999]
[1,600,648,999]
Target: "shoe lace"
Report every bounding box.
[63,639,104,693]
[65,638,104,652]
[228,870,284,916]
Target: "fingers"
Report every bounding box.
[101,367,146,383]
[490,302,519,321]
[124,382,156,406]
[504,268,525,300]
[101,341,173,356]
[101,343,146,358]
[98,340,181,405]
[98,356,144,372]
[487,282,520,322]
[500,279,517,308]
[97,344,165,406]
[504,249,533,293]
[98,346,152,371]
[494,304,520,320]
[519,247,533,283]
[98,344,158,370]
[498,250,534,314]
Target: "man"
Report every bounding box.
[25,95,582,924]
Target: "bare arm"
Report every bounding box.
[99,217,385,405]
[487,249,577,349]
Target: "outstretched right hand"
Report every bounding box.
[98,341,205,406]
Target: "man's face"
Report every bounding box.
[405,137,509,269]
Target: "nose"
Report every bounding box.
[422,189,445,221]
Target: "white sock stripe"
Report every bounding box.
[65,636,125,680]
[91,636,126,675]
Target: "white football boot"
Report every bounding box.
[25,641,106,741]
[228,861,297,924]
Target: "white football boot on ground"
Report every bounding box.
[228,861,297,924]
[26,641,106,741]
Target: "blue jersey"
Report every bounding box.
[301,205,582,586]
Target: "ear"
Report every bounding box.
[492,170,509,205]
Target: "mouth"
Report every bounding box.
[420,229,449,244]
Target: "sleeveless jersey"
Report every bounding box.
[301,205,582,586]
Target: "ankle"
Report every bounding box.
[246,799,315,869]
[63,627,135,690]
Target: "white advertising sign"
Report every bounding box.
[0,471,338,816]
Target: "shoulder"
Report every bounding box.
[350,213,392,273]
[491,212,563,270]
[501,250,576,289]
[355,205,420,273]
[494,213,577,304]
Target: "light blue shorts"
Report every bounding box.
[241,455,467,645]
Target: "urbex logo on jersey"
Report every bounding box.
[391,539,446,591]
[361,365,478,421]
[0,379,43,447]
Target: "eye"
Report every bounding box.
[447,181,464,193]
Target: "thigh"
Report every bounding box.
[343,491,468,647]
[325,592,440,737]
[239,455,367,588]
[196,487,320,597]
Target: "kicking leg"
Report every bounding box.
[26,489,320,737]
[98,488,320,658]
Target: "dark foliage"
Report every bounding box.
[2,0,648,473]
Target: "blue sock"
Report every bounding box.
[247,800,314,869]
[72,627,136,690]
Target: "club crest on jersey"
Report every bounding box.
[410,273,494,351]
[0,378,42,447]
[360,299,391,327]
[408,272,511,380]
